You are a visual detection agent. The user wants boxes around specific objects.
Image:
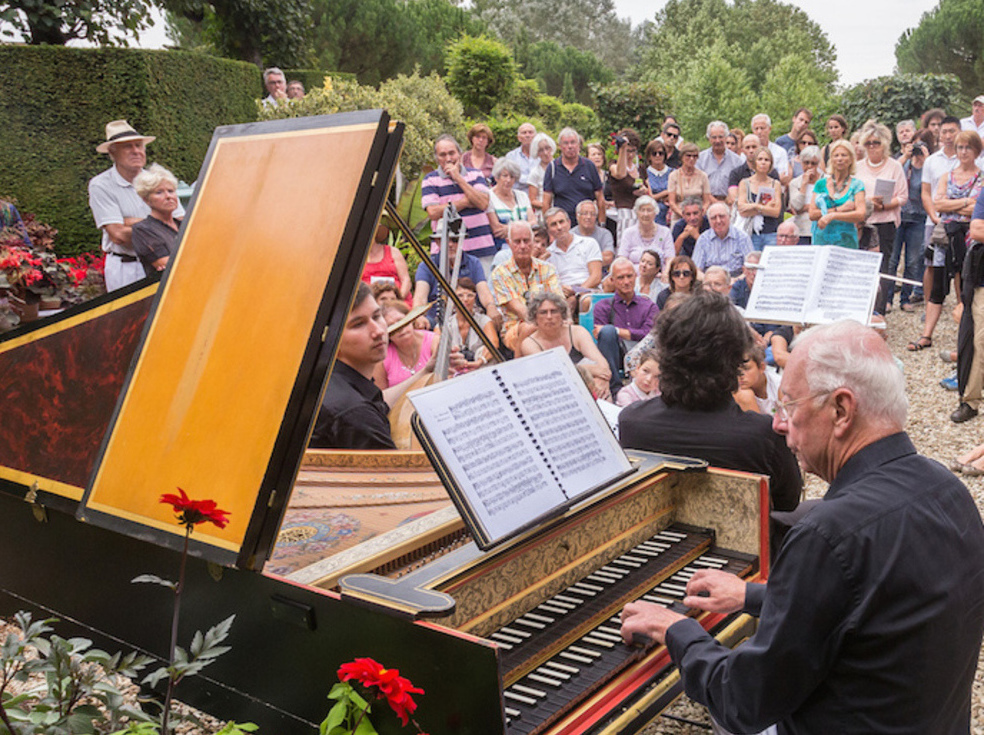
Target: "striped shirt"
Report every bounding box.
[421,167,495,258]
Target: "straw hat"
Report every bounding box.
[96,120,156,154]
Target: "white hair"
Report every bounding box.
[575,199,597,215]
[793,320,907,429]
[263,67,285,84]
[133,163,178,200]
[557,127,580,144]
[799,144,821,163]
[531,132,556,158]
[633,195,657,213]
[752,113,771,127]
[706,120,729,138]
[507,219,533,241]
[492,157,521,179]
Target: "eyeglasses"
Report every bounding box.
[671,269,692,278]
[777,234,800,242]
[683,153,698,158]
[956,145,976,152]
[864,141,883,147]
[774,390,831,422]
[664,132,679,139]
[651,150,665,156]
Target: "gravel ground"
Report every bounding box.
[646,296,984,734]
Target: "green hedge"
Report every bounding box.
[0,46,260,255]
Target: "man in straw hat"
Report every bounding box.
[88,119,183,291]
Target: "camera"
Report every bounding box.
[611,134,627,149]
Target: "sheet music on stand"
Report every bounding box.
[743,245,883,327]
[408,348,634,549]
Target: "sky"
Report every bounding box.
[611,0,940,87]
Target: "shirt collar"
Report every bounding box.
[110,165,139,188]
[825,432,916,500]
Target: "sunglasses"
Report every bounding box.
[671,269,693,278]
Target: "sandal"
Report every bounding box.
[907,337,932,351]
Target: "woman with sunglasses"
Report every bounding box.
[790,128,819,179]
[656,254,698,310]
[644,138,675,226]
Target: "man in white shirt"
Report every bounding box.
[544,207,602,315]
[960,95,984,137]
[504,122,537,191]
[262,67,287,107]
[571,199,615,268]
[751,113,791,186]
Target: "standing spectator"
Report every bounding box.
[527,132,557,218]
[645,138,675,226]
[421,134,494,266]
[617,196,675,267]
[692,202,754,276]
[809,139,866,249]
[661,122,683,168]
[856,122,908,315]
[572,199,615,268]
[286,80,305,100]
[609,128,647,241]
[505,122,537,191]
[487,158,536,252]
[593,257,658,394]
[895,119,917,160]
[666,143,711,223]
[543,127,606,227]
[737,147,783,249]
[788,145,822,243]
[361,224,412,302]
[921,108,946,151]
[671,195,709,257]
[728,128,746,153]
[131,164,182,277]
[544,207,603,293]
[89,119,183,291]
[789,128,819,178]
[262,67,287,106]
[587,143,617,241]
[775,107,813,156]
[727,135,779,206]
[962,97,984,137]
[888,134,929,312]
[462,123,496,182]
[954,181,984,424]
[490,220,563,353]
[697,120,743,201]
[0,199,31,247]
[751,113,791,185]
[821,114,849,169]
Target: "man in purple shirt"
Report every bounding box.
[593,257,658,395]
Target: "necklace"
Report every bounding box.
[398,340,421,375]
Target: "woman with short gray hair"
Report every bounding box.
[488,157,536,251]
[131,163,181,276]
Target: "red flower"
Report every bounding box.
[160,487,230,530]
[338,657,424,726]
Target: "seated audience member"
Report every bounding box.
[462,122,496,182]
[310,283,395,449]
[487,158,536,251]
[362,223,412,301]
[701,265,732,296]
[594,257,659,393]
[618,290,802,525]
[729,251,762,309]
[374,303,436,390]
[451,277,499,371]
[672,195,709,258]
[519,290,611,399]
[666,143,712,222]
[636,249,667,302]
[734,345,781,415]
[658,254,699,309]
[624,291,693,375]
[573,199,615,268]
[490,220,563,353]
[770,324,799,369]
[618,196,675,266]
[609,128,647,241]
[693,202,754,276]
[131,163,182,277]
[788,146,822,243]
[616,348,660,407]
[371,281,402,308]
[774,219,800,247]
[644,138,675,226]
[413,223,499,328]
[545,207,603,295]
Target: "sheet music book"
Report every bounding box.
[743,245,883,326]
[408,348,634,549]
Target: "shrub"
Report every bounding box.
[445,35,518,116]
[592,80,672,144]
[840,73,961,134]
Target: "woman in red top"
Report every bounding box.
[361,224,412,303]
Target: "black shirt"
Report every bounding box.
[618,395,801,512]
[671,216,709,258]
[666,433,984,734]
[310,361,396,450]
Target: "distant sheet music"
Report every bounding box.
[744,245,882,326]
[409,348,632,548]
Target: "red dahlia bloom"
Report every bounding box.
[338,657,424,726]
[160,487,230,529]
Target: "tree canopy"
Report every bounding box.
[895,0,984,106]
[1,0,154,45]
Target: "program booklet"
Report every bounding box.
[408,348,634,549]
[743,245,883,326]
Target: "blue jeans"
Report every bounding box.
[889,218,926,305]
[596,325,626,391]
[752,232,776,249]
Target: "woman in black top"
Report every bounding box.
[131,163,182,277]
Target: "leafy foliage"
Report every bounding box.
[142,615,236,690]
[512,39,613,106]
[258,71,465,181]
[895,0,984,108]
[840,73,962,134]
[591,81,672,144]
[0,0,153,45]
[445,35,519,116]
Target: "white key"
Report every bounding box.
[582,635,616,649]
[537,665,571,680]
[527,673,563,687]
[524,612,555,624]
[515,618,546,630]
[512,683,546,698]
[501,626,531,638]
[568,645,602,658]
[559,651,594,664]
[504,691,537,706]
[543,661,579,674]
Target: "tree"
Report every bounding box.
[592,80,672,143]
[0,0,153,45]
[513,39,613,106]
[310,0,412,85]
[895,0,984,106]
[163,0,311,67]
[403,0,487,75]
[445,34,518,116]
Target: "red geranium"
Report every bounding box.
[338,657,424,726]
[160,487,230,530]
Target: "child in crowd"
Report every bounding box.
[616,349,660,407]
[735,345,781,415]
